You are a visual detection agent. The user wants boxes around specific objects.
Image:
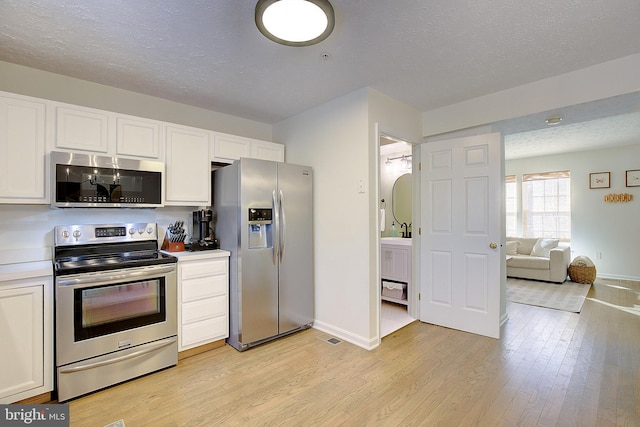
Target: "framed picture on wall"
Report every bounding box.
[626,169,640,187]
[589,172,610,189]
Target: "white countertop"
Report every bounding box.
[0,260,53,283]
[381,237,412,246]
[161,249,230,261]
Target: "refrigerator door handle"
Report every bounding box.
[279,189,286,263]
[272,189,279,265]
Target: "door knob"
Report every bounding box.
[489,242,497,249]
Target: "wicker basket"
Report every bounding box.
[568,263,596,284]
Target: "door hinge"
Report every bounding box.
[419,162,422,171]
[418,227,421,235]
[418,293,421,300]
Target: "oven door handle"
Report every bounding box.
[56,264,176,287]
[58,337,177,374]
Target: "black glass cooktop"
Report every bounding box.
[54,242,176,276]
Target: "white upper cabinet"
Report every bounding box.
[164,124,211,206]
[211,132,284,163]
[0,92,48,204]
[55,105,109,153]
[54,104,162,160]
[116,115,162,159]
[211,133,251,163]
[251,139,285,162]
[0,90,283,206]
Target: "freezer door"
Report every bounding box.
[239,158,279,344]
[277,163,314,333]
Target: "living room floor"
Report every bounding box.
[67,278,640,426]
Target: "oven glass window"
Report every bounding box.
[74,278,166,341]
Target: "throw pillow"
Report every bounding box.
[506,241,518,255]
[530,239,559,257]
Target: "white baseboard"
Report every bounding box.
[500,312,509,327]
[312,320,379,351]
[596,274,640,282]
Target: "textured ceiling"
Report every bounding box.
[500,92,640,159]
[1,1,640,156]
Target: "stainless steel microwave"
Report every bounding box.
[51,151,164,208]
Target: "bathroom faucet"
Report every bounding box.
[401,222,408,238]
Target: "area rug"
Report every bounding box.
[506,277,591,313]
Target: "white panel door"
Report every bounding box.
[419,133,502,338]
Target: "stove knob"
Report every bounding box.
[138,228,145,235]
[146,227,154,234]
[61,230,70,239]
[73,230,81,239]
[129,228,136,236]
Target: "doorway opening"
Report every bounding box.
[379,132,416,337]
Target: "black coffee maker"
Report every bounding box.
[191,209,219,250]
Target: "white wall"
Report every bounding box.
[0,61,272,140]
[274,88,421,349]
[506,144,640,281]
[422,53,640,137]
[274,89,373,347]
[0,205,194,265]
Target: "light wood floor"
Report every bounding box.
[68,278,640,426]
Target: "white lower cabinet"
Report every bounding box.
[172,251,230,352]
[0,262,53,404]
[381,243,411,305]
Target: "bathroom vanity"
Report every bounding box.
[380,237,411,306]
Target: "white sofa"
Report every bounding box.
[506,237,571,283]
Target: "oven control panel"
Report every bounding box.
[55,223,158,246]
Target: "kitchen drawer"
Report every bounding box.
[182,295,227,325]
[181,275,227,302]
[180,259,227,280]
[181,316,228,348]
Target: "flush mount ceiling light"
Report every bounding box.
[255,0,335,46]
[545,115,563,126]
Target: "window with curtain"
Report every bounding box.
[522,170,571,239]
[505,175,517,236]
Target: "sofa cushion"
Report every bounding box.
[531,239,559,257]
[506,241,518,255]
[514,238,539,255]
[507,256,550,270]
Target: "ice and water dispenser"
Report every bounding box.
[248,208,273,249]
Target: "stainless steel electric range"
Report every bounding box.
[53,223,178,402]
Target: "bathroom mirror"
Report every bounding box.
[392,173,412,225]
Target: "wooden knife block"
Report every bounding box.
[161,237,184,252]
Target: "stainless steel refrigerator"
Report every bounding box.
[213,158,313,351]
